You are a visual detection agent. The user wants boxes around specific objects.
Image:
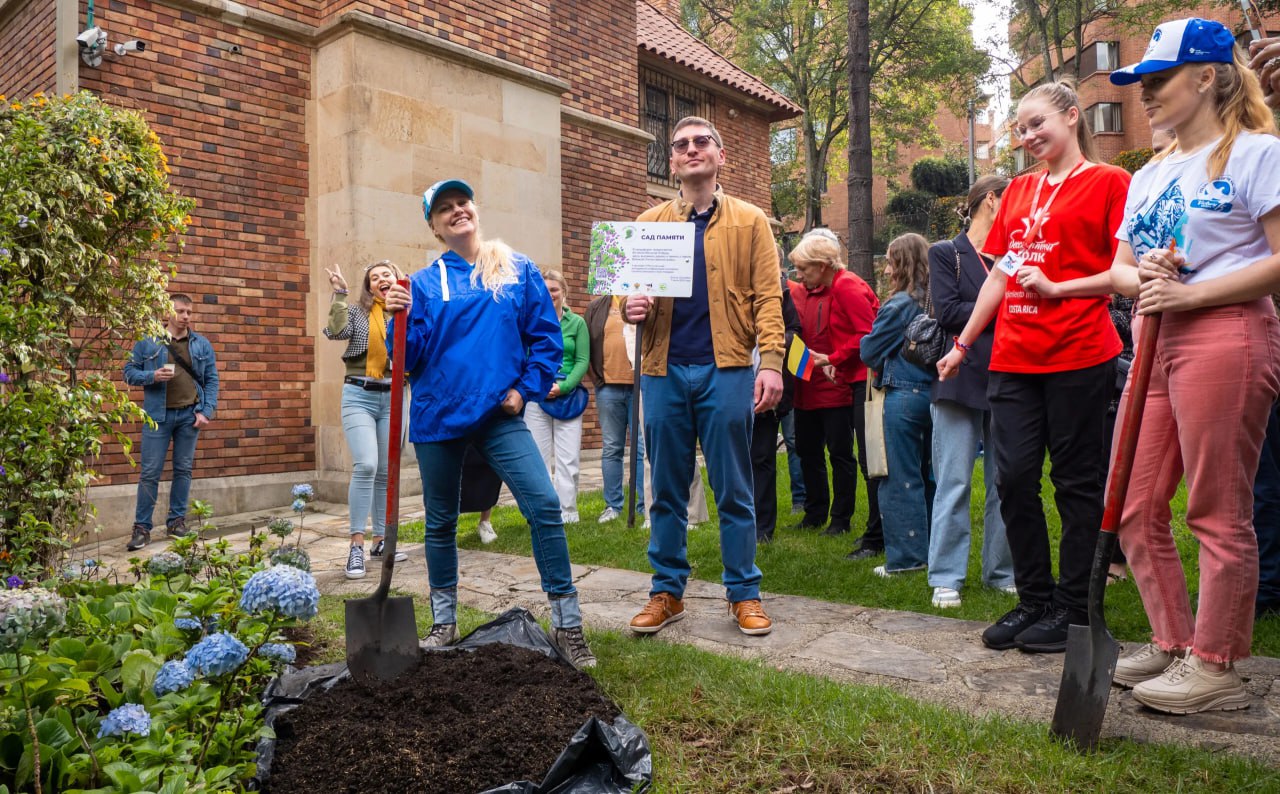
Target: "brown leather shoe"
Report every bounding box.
[629,593,685,634]
[729,599,773,636]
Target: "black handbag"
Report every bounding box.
[900,243,961,370]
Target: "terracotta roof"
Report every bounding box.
[636,1,802,120]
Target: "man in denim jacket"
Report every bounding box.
[123,294,219,550]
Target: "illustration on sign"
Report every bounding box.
[588,222,695,297]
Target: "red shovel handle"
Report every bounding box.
[1100,312,1162,534]
[374,278,411,600]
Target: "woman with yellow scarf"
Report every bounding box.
[325,259,410,579]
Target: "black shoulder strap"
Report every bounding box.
[165,341,200,382]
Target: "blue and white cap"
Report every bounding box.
[1110,18,1236,86]
[422,178,474,220]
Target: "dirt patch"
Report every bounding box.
[280,624,327,668]
[264,643,621,793]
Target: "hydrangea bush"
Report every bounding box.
[0,525,318,793]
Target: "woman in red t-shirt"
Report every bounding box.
[936,81,1127,654]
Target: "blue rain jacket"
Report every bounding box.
[395,249,562,443]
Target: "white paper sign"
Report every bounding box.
[588,222,695,297]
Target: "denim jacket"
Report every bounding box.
[860,291,935,390]
[123,332,220,422]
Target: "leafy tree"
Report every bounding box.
[910,156,968,197]
[683,0,988,244]
[1112,147,1155,174]
[0,91,193,577]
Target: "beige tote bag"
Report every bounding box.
[864,378,888,479]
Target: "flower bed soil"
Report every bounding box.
[264,643,621,793]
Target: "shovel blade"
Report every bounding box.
[345,595,419,685]
[1050,623,1120,750]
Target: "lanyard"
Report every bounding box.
[1023,159,1087,246]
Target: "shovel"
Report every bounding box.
[346,278,419,685]
[1050,309,1162,749]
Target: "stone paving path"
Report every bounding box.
[84,485,1280,767]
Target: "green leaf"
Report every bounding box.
[121,648,162,693]
[36,717,74,749]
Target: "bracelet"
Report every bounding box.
[953,336,972,352]
[332,289,348,295]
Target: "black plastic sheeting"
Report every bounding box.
[252,608,652,793]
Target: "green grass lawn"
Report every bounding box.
[303,595,1278,792]
[401,455,1280,658]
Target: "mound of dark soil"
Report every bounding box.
[264,643,620,793]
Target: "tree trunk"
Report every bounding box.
[847,0,873,281]
[805,128,823,231]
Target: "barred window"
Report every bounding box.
[640,67,712,187]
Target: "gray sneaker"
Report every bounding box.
[166,517,195,538]
[551,626,597,670]
[125,523,151,551]
[1114,643,1178,689]
[419,623,458,650]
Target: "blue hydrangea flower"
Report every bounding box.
[240,564,319,620]
[5,576,21,589]
[153,660,195,695]
[147,551,185,577]
[0,371,9,383]
[98,704,151,738]
[291,498,307,513]
[259,643,297,664]
[174,617,202,632]
[291,483,314,500]
[185,632,249,677]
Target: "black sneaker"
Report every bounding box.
[369,539,408,562]
[1014,604,1085,653]
[790,517,827,532]
[344,545,366,579]
[551,626,598,670]
[126,523,151,551]
[166,517,194,538]
[982,601,1049,650]
[844,544,883,561]
[822,524,851,537]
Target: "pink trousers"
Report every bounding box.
[1117,299,1280,663]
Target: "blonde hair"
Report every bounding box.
[359,259,406,312]
[1020,80,1098,163]
[1149,50,1278,180]
[885,233,930,305]
[541,268,568,297]
[428,200,517,296]
[788,233,846,271]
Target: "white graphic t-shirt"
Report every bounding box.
[1119,132,1280,285]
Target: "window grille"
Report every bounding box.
[640,66,713,187]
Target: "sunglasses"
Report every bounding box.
[670,134,717,153]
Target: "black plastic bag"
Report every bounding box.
[253,608,652,793]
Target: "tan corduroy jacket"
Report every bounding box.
[635,188,784,376]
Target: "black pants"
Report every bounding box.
[794,405,857,530]
[851,381,884,548]
[987,360,1114,612]
[752,410,782,540]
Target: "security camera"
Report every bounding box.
[114,39,146,55]
[76,26,106,49]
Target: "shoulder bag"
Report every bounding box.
[536,384,590,421]
[864,378,888,479]
[899,244,960,369]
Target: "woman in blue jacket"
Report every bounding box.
[860,233,937,576]
[384,178,595,669]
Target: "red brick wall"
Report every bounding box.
[551,0,638,125]
[81,0,313,484]
[714,102,773,215]
[0,0,56,98]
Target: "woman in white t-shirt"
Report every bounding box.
[1109,18,1280,715]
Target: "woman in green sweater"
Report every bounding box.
[525,268,590,524]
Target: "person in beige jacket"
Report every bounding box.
[624,115,784,637]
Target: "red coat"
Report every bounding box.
[789,271,879,410]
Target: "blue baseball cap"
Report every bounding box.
[422,179,474,220]
[1110,18,1236,86]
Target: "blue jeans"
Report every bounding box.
[595,384,644,513]
[1253,400,1280,608]
[342,384,390,537]
[880,386,934,571]
[780,410,805,507]
[642,364,761,602]
[134,405,200,529]
[927,400,1013,591]
[413,413,580,628]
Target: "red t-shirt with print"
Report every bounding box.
[982,163,1128,373]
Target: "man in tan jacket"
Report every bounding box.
[625,116,784,636]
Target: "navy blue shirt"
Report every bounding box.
[666,200,716,365]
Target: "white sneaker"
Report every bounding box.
[874,564,926,578]
[562,511,580,525]
[999,584,1018,595]
[476,520,497,545]
[598,507,620,523]
[1114,643,1179,689]
[643,518,651,530]
[1132,655,1251,714]
[931,587,962,608]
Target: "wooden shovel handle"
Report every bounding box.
[1100,312,1162,534]
[374,278,411,601]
